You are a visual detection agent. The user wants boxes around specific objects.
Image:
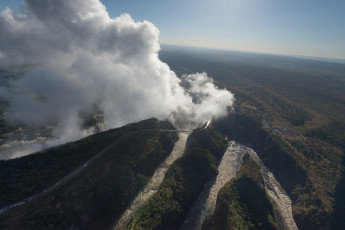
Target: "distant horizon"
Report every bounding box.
[1,0,345,61]
[160,43,345,65]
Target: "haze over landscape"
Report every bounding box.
[1,0,345,60]
[0,0,345,230]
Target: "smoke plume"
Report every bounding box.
[0,0,234,156]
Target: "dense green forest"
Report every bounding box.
[0,118,175,207]
[0,118,178,230]
[162,47,345,229]
[127,127,227,230]
[0,47,344,229]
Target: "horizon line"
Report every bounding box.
[160,43,345,64]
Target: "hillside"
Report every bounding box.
[162,46,345,229]
[0,47,344,229]
[0,118,178,229]
[0,118,175,208]
[212,85,344,230]
[126,127,227,229]
[202,154,277,230]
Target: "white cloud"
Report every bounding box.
[0,0,234,156]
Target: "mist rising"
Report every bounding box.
[0,0,234,157]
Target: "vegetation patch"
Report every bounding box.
[202,154,277,230]
[127,126,227,230]
[0,118,178,230]
[0,118,173,207]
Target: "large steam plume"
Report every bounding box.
[0,0,234,157]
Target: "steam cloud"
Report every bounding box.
[0,0,234,155]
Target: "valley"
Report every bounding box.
[161,46,345,229]
[0,46,345,229]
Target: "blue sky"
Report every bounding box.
[1,0,345,59]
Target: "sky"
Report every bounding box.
[0,0,234,158]
[1,0,345,59]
